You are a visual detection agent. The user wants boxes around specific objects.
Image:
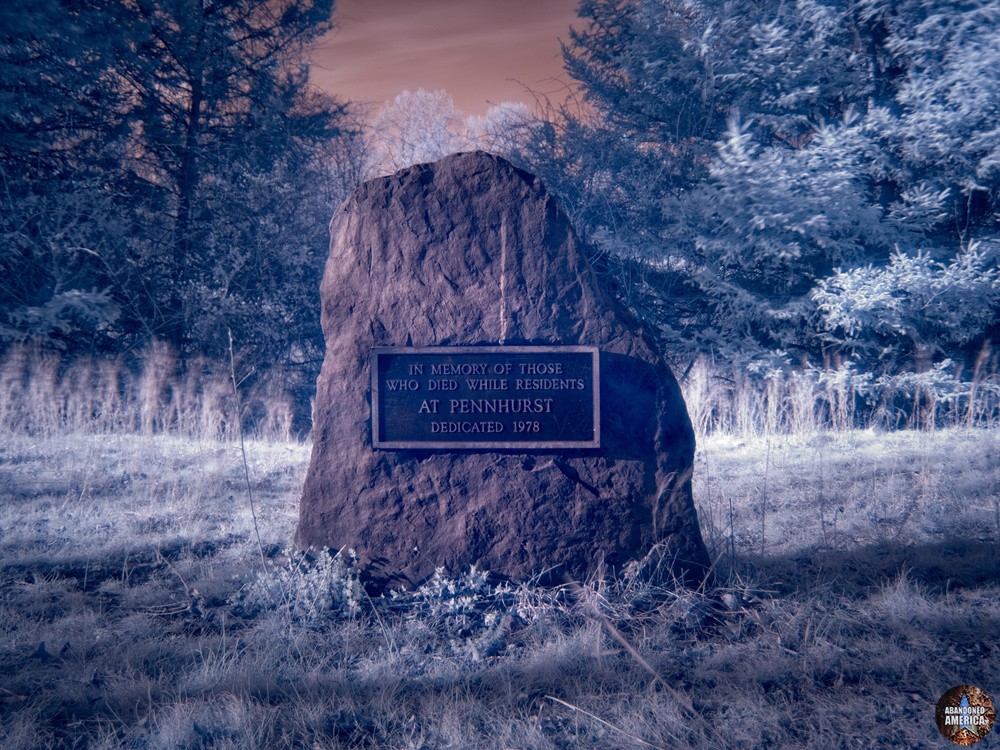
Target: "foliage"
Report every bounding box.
[231,547,362,625]
[465,101,540,159]
[366,90,541,176]
[814,242,1000,362]
[514,0,1000,373]
[388,566,510,646]
[0,0,357,382]
[370,88,467,173]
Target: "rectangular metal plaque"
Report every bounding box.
[371,346,600,449]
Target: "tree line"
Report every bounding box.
[3,0,998,427]
[508,0,1000,382]
[1,0,351,379]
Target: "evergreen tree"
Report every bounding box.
[0,0,132,349]
[518,0,1000,373]
[109,0,344,364]
[1,0,350,374]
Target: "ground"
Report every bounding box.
[0,429,997,749]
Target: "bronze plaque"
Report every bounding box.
[371,346,600,449]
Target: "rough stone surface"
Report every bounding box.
[296,151,709,589]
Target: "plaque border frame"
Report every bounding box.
[371,345,601,450]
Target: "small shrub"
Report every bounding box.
[230,547,361,625]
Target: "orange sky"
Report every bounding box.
[309,0,580,117]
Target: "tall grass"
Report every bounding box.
[3,344,998,441]
[0,344,297,441]
[681,351,1000,438]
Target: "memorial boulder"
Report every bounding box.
[296,151,709,589]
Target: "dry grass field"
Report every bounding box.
[2,425,998,749]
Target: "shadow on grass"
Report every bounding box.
[0,534,265,595]
[738,536,1000,596]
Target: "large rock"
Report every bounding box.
[296,151,708,589]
